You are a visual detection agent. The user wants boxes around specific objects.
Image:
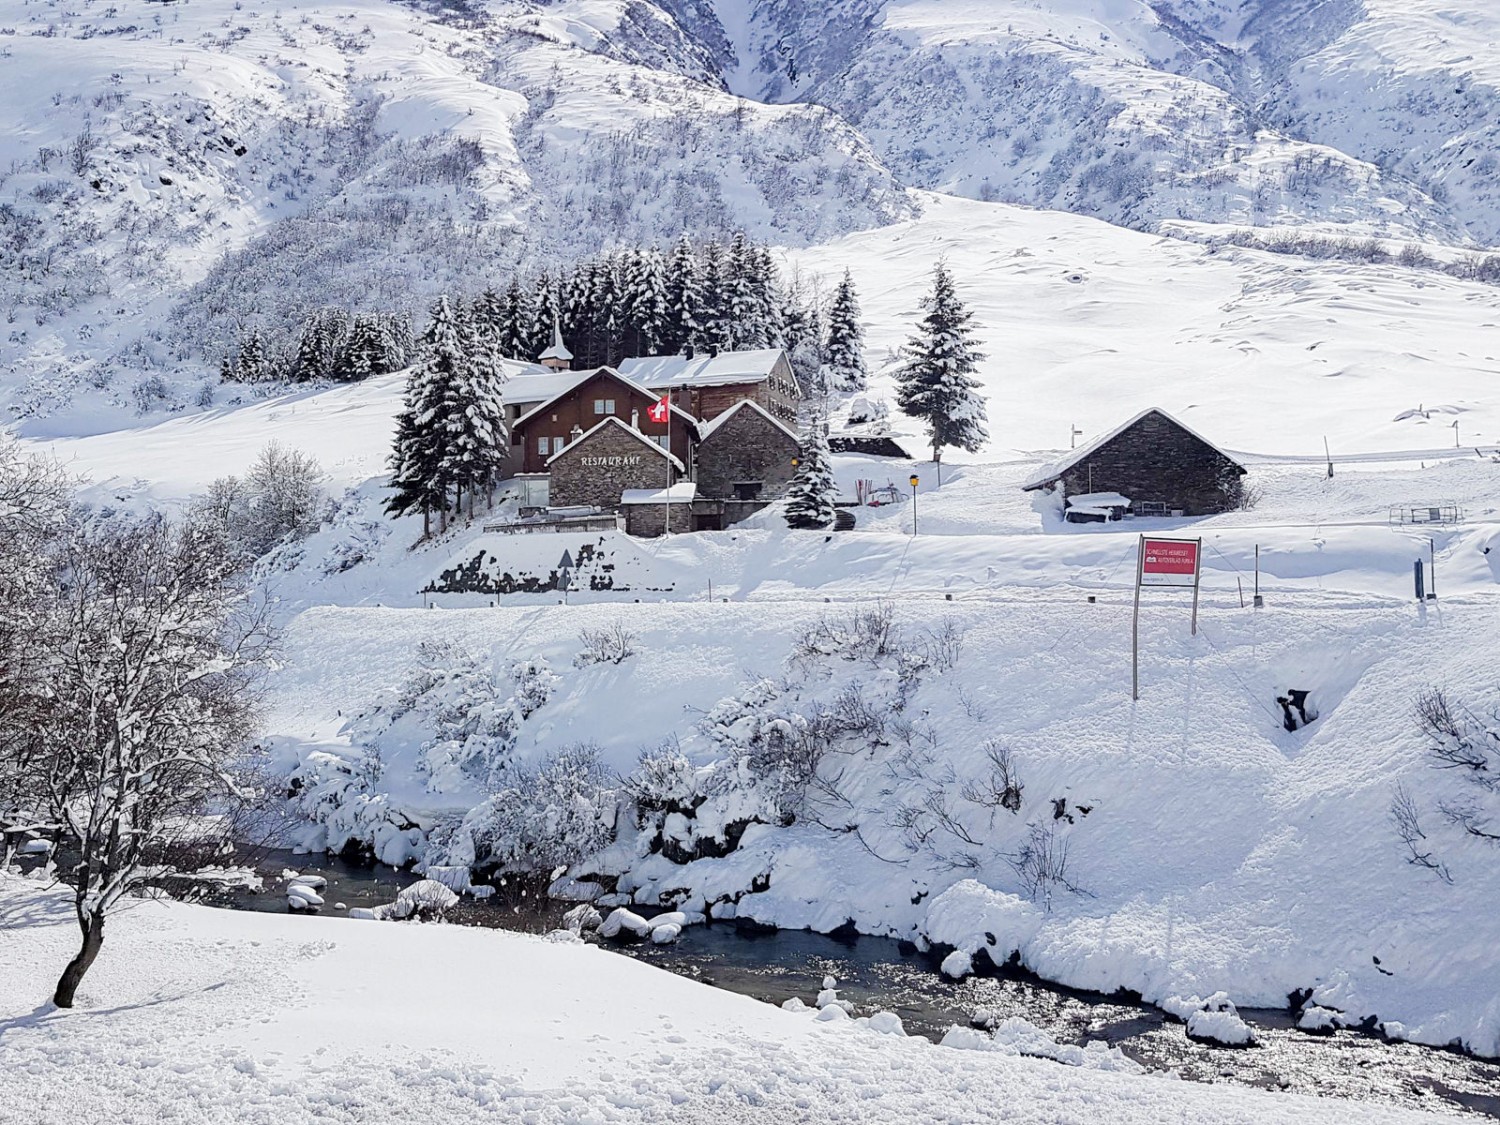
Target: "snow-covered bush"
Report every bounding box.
[575,623,637,667]
[452,745,618,874]
[286,748,425,867]
[1008,821,1084,910]
[700,679,817,820]
[792,603,899,665]
[191,441,327,564]
[349,642,561,795]
[511,658,560,718]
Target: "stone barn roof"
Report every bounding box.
[1022,407,1244,491]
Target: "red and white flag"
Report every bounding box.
[646,395,670,425]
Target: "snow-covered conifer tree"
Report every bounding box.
[386,296,466,532]
[726,232,764,349]
[236,328,269,383]
[753,244,786,347]
[339,314,391,382]
[697,239,729,351]
[821,270,867,393]
[447,309,509,517]
[895,262,989,462]
[661,234,700,354]
[530,273,562,361]
[495,278,534,361]
[784,418,837,530]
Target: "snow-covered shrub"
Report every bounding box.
[1401,688,1500,870]
[349,642,557,795]
[190,441,327,563]
[286,748,425,867]
[1008,821,1084,910]
[624,743,701,816]
[453,745,618,874]
[510,658,559,719]
[575,623,637,667]
[959,741,1024,816]
[700,679,817,820]
[792,603,899,665]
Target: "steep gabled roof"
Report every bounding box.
[544,415,686,473]
[512,366,696,431]
[696,398,800,444]
[1022,407,1245,491]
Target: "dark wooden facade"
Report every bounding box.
[1024,409,1246,517]
[511,370,692,474]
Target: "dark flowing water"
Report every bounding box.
[211,851,1500,1120]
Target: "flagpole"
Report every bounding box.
[664,395,671,537]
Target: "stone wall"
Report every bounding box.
[697,407,800,501]
[1059,412,1244,515]
[549,421,680,511]
[624,501,695,538]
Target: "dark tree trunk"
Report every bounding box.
[54,911,105,1009]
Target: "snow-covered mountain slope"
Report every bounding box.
[702,0,1500,241]
[37,193,1500,484]
[0,0,905,426]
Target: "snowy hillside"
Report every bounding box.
[0,0,905,427]
[41,194,1500,493]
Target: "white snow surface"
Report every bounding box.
[5,874,1466,1124]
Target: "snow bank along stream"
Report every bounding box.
[199,851,1500,1121]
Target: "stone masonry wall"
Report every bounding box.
[549,422,680,511]
[624,501,694,538]
[697,408,800,501]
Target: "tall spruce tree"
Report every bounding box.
[386,296,466,533]
[822,270,867,393]
[338,314,390,382]
[530,273,562,361]
[662,234,701,354]
[496,277,534,361]
[781,271,823,393]
[725,232,762,349]
[235,328,269,383]
[784,416,837,530]
[895,263,989,463]
[698,239,731,352]
[445,305,509,518]
[753,244,786,347]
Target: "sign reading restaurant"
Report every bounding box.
[580,455,643,467]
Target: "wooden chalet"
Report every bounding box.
[1022,408,1246,520]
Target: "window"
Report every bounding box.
[594,398,615,415]
[733,482,763,501]
[538,436,551,456]
[654,435,669,449]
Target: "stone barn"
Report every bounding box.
[1022,408,1246,520]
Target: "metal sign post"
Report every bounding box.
[1132,536,1203,701]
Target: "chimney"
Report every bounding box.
[684,343,694,360]
[708,343,719,359]
[631,408,640,430]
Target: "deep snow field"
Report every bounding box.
[0,872,1475,1125]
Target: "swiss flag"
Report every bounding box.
[646,395,670,425]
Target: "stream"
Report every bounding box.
[206,850,1500,1120]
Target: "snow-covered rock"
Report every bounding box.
[1171,994,1257,1048]
[598,908,653,940]
[1297,1006,1341,1034]
[940,950,975,980]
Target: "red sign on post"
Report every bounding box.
[1132,535,1204,701]
[1140,538,1201,588]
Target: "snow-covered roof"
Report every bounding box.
[696,398,800,444]
[620,482,697,505]
[618,349,789,390]
[506,369,593,407]
[544,416,686,472]
[539,319,572,362]
[1066,491,1131,508]
[1022,408,1244,491]
[512,367,696,432]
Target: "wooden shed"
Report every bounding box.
[1022,408,1246,520]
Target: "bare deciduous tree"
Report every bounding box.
[28,516,267,1008]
